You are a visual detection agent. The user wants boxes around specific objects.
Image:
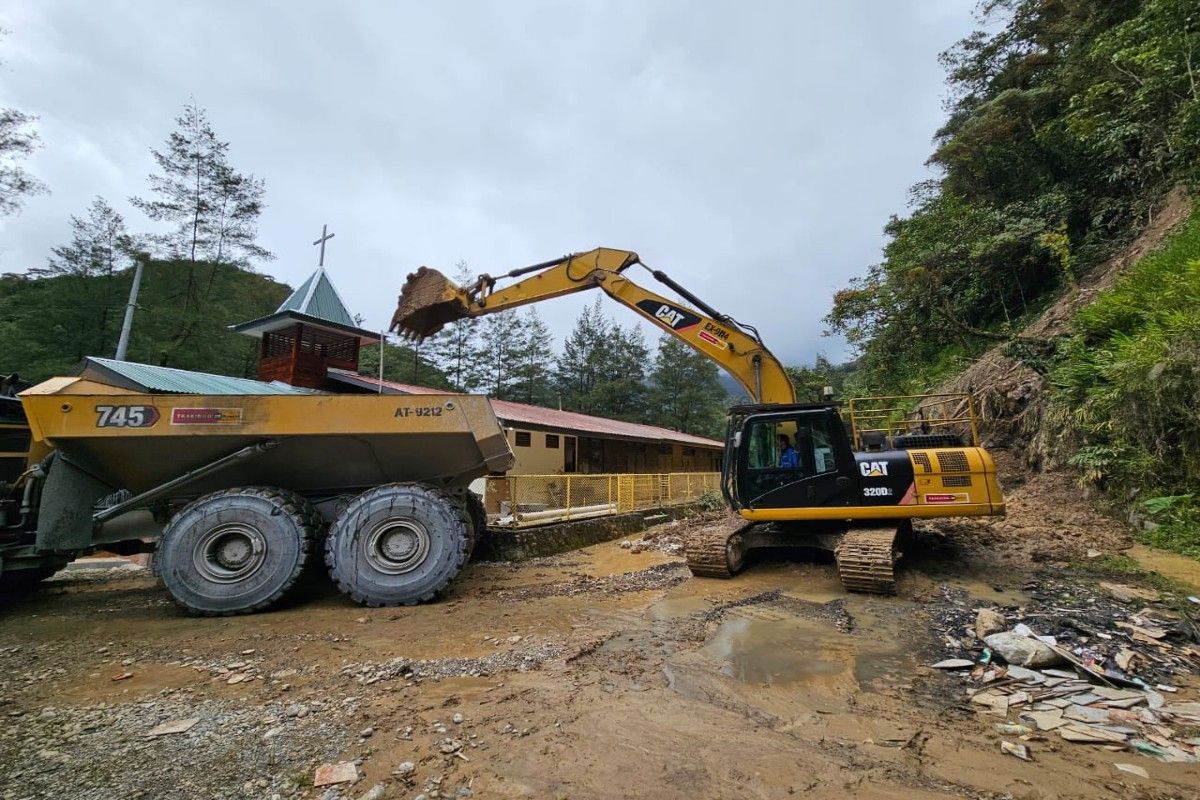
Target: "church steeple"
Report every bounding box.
[229,230,377,390]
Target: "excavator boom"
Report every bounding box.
[391,248,797,406]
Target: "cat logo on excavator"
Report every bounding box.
[860,461,890,478]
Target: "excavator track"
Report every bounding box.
[834,526,901,595]
[684,523,751,578]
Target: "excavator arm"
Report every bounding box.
[391,247,796,405]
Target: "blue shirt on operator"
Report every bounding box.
[777,435,800,469]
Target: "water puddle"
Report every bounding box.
[1128,544,1200,591]
[702,613,855,689]
[943,576,1032,607]
[647,594,713,619]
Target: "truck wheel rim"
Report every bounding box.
[195,523,267,583]
[365,519,430,574]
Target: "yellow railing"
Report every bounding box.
[847,393,980,450]
[484,472,720,528]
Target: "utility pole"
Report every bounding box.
[114,259,145,361]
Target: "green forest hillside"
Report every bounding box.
[0,260,290,382]
[828,0,1199,552]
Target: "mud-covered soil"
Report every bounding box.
[2,456,1198,800]
[922,450,1136,567]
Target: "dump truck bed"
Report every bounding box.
[20,381,513,497]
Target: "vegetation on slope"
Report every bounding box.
[828,0,1200,394]
[1047,204,1200,554]
[826,0,1200,554]
[0,260,289,382]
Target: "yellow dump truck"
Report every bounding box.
[0,361,512,614]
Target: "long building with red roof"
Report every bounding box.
[328,369,723,475]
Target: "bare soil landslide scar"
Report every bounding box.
[392,248,1006,594]
[0,376,512,614]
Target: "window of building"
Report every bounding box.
[514,431,531,447]
[545,434,560,449]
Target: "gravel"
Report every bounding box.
[0,694,354,800]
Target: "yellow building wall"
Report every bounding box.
[503,427,720,475]
[505,428,569,474]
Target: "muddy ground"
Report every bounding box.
[2,455,1199,800]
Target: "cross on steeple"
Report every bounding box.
[312,224,335,267]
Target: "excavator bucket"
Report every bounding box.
[390,266,472,340]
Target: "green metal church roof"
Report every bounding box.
[229,266,378,342]
[276,267,356,328]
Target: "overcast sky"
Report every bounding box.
[0,1,979,366]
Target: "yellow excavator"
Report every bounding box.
[392,248,1005,593]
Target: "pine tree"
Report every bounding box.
[0,108,45,218]
[592,323,649,421]
[30,197,138,361]
[555,297,610,413]
[647,336,726,438]
[478,311,524,400]
[37,197,136,279]
[425,262,485,392]
[0,35,46,218]
[510,306,555,406]
[131,101,271,364]
[131,100,270,268]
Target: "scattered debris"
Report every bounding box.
[932,582,1200,763]
[314,761,358,786]
[148,718,199,736]
[1000,741,1031,761]
[1100,582,1161,604]
[1114,763,1149,779]
[931,659,974,669]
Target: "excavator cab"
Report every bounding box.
[722,404,855,513]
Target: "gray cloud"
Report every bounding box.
[0,0,976,365]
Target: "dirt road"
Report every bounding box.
[2,462,1198,800]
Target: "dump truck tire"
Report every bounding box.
[462,491,486,558]
[325,483,470,607]
[156,487,322,616]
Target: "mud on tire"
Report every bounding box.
[325,482,470,607]
[156,486,322,616]
[461,490,486,558]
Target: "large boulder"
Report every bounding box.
[974,608,1007,640]
[984,630,1065,668]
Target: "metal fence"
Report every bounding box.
[485,472,720,528]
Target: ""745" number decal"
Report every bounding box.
[95,404,160,428]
